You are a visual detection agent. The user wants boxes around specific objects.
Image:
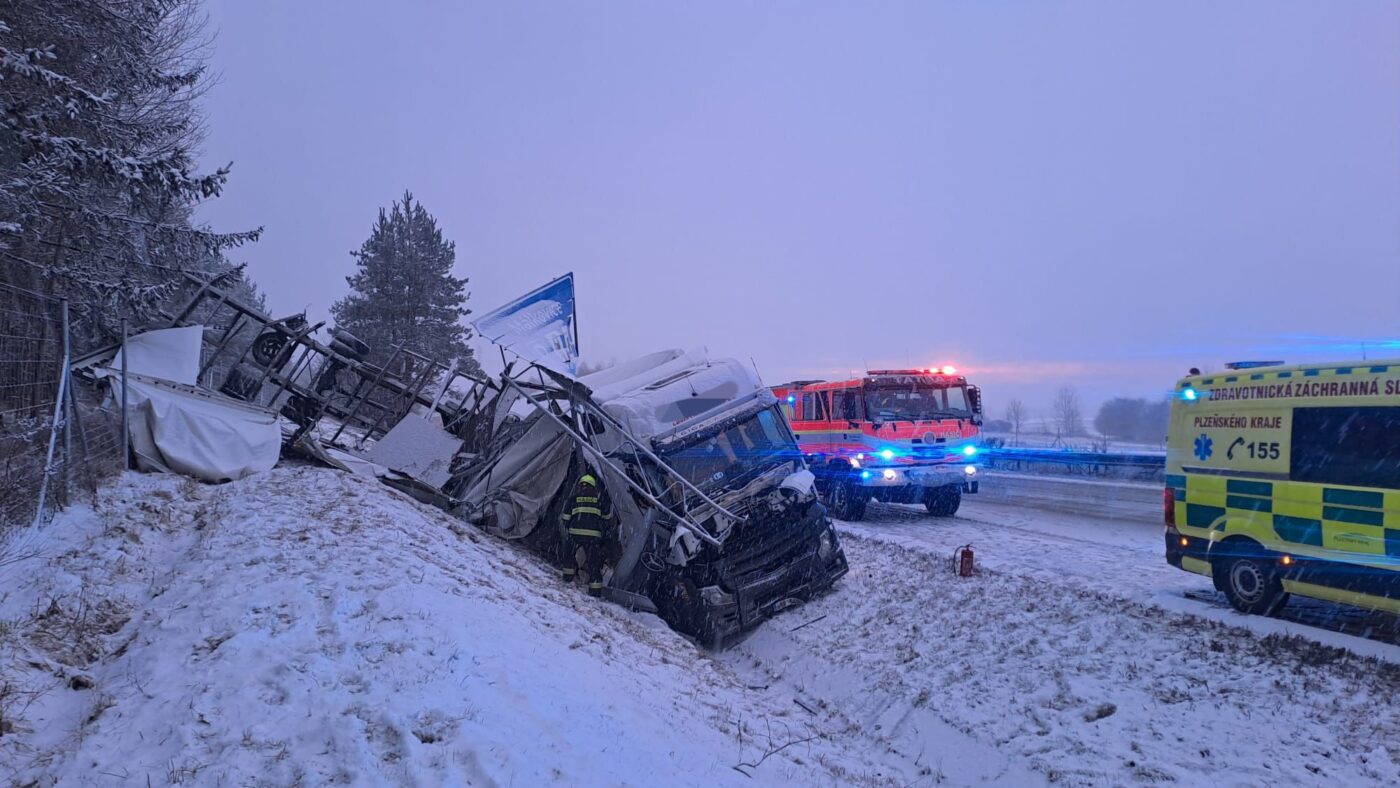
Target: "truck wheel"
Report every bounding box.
[654,573,705,638]
[924,484,962,517]
[1217,553,1288,615]
[827,480,867,521]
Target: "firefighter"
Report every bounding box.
[561,469,614,596]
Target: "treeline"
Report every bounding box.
[0,0,259,344]
[1093,397,1169,444]
[989,389,1169,446]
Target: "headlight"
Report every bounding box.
[818,529,834,561]
[882,469,897,481]
[964,465,978,476]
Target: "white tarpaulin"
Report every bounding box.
[108,325,203,384]
[112,372,281,482]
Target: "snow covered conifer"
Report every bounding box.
[331,192,479,374]
[0,0,260,342]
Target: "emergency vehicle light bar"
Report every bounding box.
[867,367,961,377]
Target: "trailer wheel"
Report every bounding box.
[329,328,370,360]
[1216,551,1288,615]
[251,332,287,367]
[826,480,867,521]
[923,484,962,517]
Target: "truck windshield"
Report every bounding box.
[865,384,971,421]
[663,407,794,490]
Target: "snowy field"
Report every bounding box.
[3,467,1399,786]
[727,499,1400,786]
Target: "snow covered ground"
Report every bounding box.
[4,466,1400,786]
[725,499,1400,786]
[0,465,934,786]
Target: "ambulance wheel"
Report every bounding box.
[827,480,867,521]
[924,485,962,517]
[1217,553,1288,615]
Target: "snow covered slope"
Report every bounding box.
[0,466,917,786]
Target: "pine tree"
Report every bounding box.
[0,0,260,344]
[331,192,478,375]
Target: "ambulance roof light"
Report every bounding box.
[1224,360,1285,370]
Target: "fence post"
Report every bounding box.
[120,317,129,470]
[61,300,72,497]
[33,299,71,526]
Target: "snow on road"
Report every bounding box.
[726,500,1400,786]
[0,466,911,787]
[853,497,1400,657]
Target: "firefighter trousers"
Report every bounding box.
[563,532,606,596]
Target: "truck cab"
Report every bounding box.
[773,368,983,520]
[591,355,849,643]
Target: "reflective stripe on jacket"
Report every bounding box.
[562,474,614,538]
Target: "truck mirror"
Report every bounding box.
[968,386,983,418]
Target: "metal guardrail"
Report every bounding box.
[983,447,1166,471]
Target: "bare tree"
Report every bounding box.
[1051,386,1084,437]
[1004,399,1026,444]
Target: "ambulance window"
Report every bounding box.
[809,393,828,421]
[1290,407,1400,489]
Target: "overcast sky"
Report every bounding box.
[196,1,1400,418]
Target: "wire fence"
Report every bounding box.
[0,281,126,541]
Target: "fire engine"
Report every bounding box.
[773,367,983,520]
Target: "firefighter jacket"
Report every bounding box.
[562,474,614,539]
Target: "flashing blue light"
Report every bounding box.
[1182,388,1198,401]
[860,470,872,480]
[962,445,978,457]
[879,449,895,460]
[786,394,796,404]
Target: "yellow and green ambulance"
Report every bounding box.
[1165,360,1400,616]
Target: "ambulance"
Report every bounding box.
[1165,360,1400,616]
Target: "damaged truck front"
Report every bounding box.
[454,350,849,645]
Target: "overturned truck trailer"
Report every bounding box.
[451,349,849,644]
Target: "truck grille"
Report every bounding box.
[718,507,823,582]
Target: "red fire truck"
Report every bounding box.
[772,367,983,520]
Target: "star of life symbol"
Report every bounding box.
[1194,434,1213,461]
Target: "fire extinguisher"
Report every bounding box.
[954,544,975,577]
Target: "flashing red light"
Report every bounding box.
[941,365,957,375]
